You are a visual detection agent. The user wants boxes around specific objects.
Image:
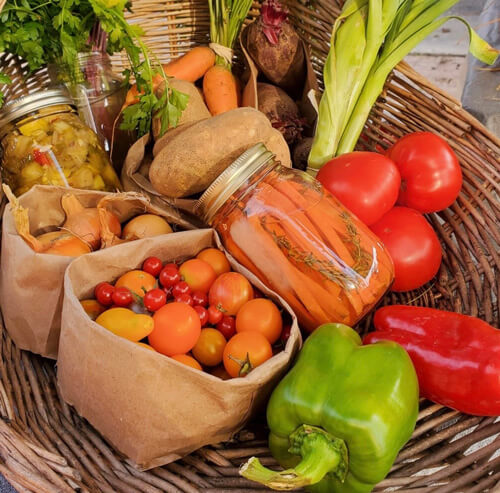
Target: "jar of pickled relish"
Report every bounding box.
[196,144,394,332]
[0,88,122,196]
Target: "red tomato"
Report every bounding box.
[236,298,282,344]
[208,305,223,325]
[317,151,401,226]
[149,302,201,356]
[172,281,191,298]
[175,293,194,306]
[159,264,180,288]
[179,259,217,293]
[95,282,114,306]
[217,316,236,339]
[223,332,273,378]
[370,207,442,292]
[192,328,227,366]
[142,257,163,277]
[387,132,462,213]
[192,291,208,307]
[143,288,167,311]
[209,272,254,316]
[194,305,209,326]
[111,287,133,307]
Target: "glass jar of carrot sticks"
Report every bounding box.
[196,144,394,332]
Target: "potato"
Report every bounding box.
[149,108,291,198]
[152,78,211,140]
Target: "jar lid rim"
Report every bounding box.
[0,87,74,129]
[195,143,275,224]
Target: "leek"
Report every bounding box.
[308,0,500,173]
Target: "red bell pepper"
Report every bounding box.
[364,305,500,416]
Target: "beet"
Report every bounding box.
[257,83,304,145]
[245,0,305,97]
[292,137,313,171]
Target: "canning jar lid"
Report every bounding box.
[195,143,275,224]
[0,88,74,129]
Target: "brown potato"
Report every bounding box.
[149,108,291,198]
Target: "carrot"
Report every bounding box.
[164,46,216,82]
[121,47,216,111]
[203,65,239,116]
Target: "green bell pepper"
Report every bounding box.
[240,323,419,492]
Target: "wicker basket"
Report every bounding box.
[0,0,499,491]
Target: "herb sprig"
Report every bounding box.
[0,0,187,136]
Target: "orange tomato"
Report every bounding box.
[179,259,217,293]
[137,342,156,352]
[192,328,227,366]
[223,332,272,378]
[209,272,254,316]
[171,354,202,370]
[236,298,283,344]
[149,302,201,356]
[80,299,106,320]
[210,365,232,380]
[115,270,156,297]
[196,248,231,276]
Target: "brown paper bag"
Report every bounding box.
[0,185,189,359]
[57,229,301,469]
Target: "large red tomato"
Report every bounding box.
[317,151,401,226]
[387,132,462,213]
[370,207,442,292]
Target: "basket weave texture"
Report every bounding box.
[0,0,499,491]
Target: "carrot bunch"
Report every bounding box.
[215,170,394,332]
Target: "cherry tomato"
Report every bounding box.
[208,305,223,325]
[387,132,462,213]
[217,315,236,339]
[210,365,232,380]
[223,332,273,378]
[111,287,134,307]
[280,324,292,345]
[171,354,202,371]
[94,282,114,306]
[317,151,401,226]
[236,298,283,344]
[143,288,167,311]
[196,248,231,276]
[192,291,208,307]
[142,256,163,277]
[194,305,209,327]
[149,302,201,356]
[159,264,180,288]
[172,281,191,298]
[175,293,194,306]
[179,259,217,293]
[370,206,442,292]
[209,272,254,316]
[80,299,106,320]
[192,328,227,366]
[115,270,156,297]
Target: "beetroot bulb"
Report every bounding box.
[245,0,306,97]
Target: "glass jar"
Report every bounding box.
[48,52,134,172]
[196,144,394,332]
[0,88,122,196]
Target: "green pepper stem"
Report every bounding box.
[240,425,348,490]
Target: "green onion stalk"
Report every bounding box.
[307,0,500,174]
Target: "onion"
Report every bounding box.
[36,231,91,257]
[61,194,121,250]
[122,214,172,240]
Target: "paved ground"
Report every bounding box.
[0,2,497,493]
